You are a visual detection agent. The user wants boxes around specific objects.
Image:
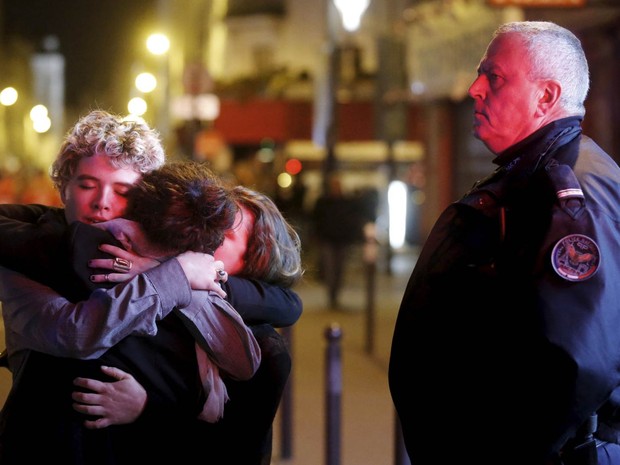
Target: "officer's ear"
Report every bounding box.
[537,79,562,115]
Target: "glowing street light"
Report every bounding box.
[30,104,51,134]
[0,87,18,107]
[146,33,170,56]
[128,97,148,117]
[146,32,171,139]
[320,0,371,193]
[135,72,157,93]
[30,104,48,121]
[0,87,19,156]
[334,0,370,32]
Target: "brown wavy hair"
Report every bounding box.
[125,161,237,255]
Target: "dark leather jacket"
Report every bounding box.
[389,117,620,465]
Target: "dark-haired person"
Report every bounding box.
[78,184,304,464]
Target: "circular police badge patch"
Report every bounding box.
[551,234,600,282]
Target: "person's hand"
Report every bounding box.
[176,250,228,298]
[90,218,145,250]
[72,365,147,429]
[88,244,160,284]
[91,218,167,258]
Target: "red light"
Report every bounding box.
[285,158,302,175]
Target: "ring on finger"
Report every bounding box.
[216,269,227,281]
[112,257,132,273]
[104,274,110,282]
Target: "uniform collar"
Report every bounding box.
[492,117,583,171]
[468,117,582,198]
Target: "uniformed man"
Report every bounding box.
[389,21,620,465]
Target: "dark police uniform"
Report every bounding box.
[389,116,620,465]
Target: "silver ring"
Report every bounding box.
[112,257,132,273]
[216,269,227,281]
[104,274,110,282]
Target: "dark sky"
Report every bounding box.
[3,0,158,115]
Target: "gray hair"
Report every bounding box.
[494,21,589,116]
[50,110,166,193]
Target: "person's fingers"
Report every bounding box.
[73,376,105,393]
[213,259,228,290]
[211,285,227,299]
[89,273,123,284]
[72,390,98,404]
[89,254,159,284]
[215,269,228,282]
[111,257,132,273]
[97,244,129,257]
[82,417,111,430]
[72,401,104,416]
[88,258,133,273]
[99,365,131,380]
[87,258,110,269]
[88,246,135,271]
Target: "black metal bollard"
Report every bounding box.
[279,326,293,459]
[364,259,377,354]
[325,323,343,465]
[363,223,378,354]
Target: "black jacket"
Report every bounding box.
[389,117,620,465]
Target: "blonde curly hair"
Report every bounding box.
[50,110,166,193]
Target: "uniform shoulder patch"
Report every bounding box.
[551,234,600,282]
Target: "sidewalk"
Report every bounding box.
[272,248,416,465]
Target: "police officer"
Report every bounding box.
[389,21,620,465]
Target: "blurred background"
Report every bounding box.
[2,0,619,259]
[1,1,620,463]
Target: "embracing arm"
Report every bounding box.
[71,290,263,429]
[223,276,302,327]
[0,259,192,360]
[0,204,66,278]
[174,291,261,380]
[90,219,302,327]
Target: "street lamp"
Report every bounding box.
[334,0,370,32]
[128,97,148,118]
[146,33,170,56]
[30,104,51,134]
[146,32,171,140]
[0,87,18,159]
[135,72,157,94]
[0,87,18,107]
[320,0,370,193]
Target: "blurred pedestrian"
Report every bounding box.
[389,21,620,465]
[312,173,364,309]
